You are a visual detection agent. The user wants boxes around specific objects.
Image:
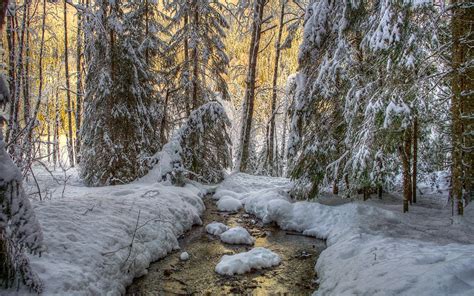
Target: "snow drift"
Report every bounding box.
[217,173,474,296]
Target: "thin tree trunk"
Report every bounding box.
[75,0,83,163]
[333,181,339,195]
[8,1,27,162]
[160,89,169,144]
[145,0,149,64]
[412,116,418,203]
[23,3,31,128]
[238,0,265,172]
[267,0,286,176]
[63,0,74,166]
[53,86,60,167]
[451,0,463,215]
[5,5,15,144]
[191,1,199,110]
[183,14,191,117]
[399,128,412,213]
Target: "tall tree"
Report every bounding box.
[63,0,75,166]
[167,0,230,109]
[80,0,162,186]
[450,0,473,215]
[237,0,267,172]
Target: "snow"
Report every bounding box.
[216,196,242,212]
[219,226,255,245]
[180,252,190,261]
[218,173,474,296]
[4,166,205,296]
[215,247,281,276]
[205,221,229,236]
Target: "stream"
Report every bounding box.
[127,197,326,295]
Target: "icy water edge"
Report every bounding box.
[127,197,326,295]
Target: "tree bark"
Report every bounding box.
[75,0,83,163]
[191,0,199,110]
[412,116,418,203]
[63,0,75,166]
[399,128,412,213]
[266,0,286,176]
[238,0,266,172]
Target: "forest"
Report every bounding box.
[0,0,473,295]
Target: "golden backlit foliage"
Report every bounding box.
[3,0,301,144]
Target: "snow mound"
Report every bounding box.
[220,226,255,245]
[4,167,205,296]
[217,196,242,212]
[215,247,281,275]
[180,252,190,261]
[205,222,229,236]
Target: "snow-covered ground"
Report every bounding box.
[6,167,206,296]
[215,173,474,295]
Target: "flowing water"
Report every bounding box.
[127,197,325,295]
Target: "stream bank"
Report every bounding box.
[127,197,325,295]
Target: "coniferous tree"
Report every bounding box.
[288,0,439,208]
[166,0,230,109]
[80,0,162,186]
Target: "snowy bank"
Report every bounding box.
[5,168,205,296]
[217,173,474,295]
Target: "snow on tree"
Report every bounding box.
[154,101,232,184]
[166,0,230,112]
[288,0,440,205]
[0,78,43,293]
[80,0,162,186]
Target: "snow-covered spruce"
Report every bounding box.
[151,101,232,184]
[80,0,162,186]
[0,129,43,292]
[205,222,229,236]
[217,196,242,212]
[219,226,255,245]
[288,0,440,198]
[215,247,281,276]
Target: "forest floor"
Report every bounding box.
[127,197,325,295]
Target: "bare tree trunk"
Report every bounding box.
[160,89,169,144]
[332,180,339,195]
[63,0,75,167]
[266,0,286,176]
[8,1,28,162]
[183,14,191,117]
[145,0,149,64]
[451,0,463,215]
[399,128,412,213]
[53,86,60,167]
[451,0,473,213]
[75,0,83,163]
[191,1,199,110]
[23,3,31,128]
[5,5,15,144]
[412,116,418,203]
[238,0,266,172]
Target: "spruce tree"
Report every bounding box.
[80,0,162,186]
